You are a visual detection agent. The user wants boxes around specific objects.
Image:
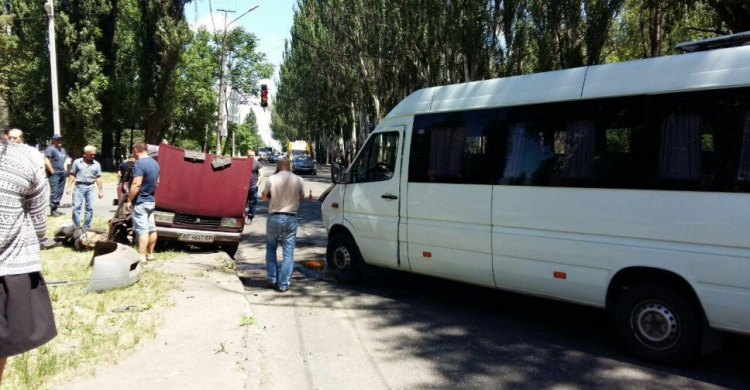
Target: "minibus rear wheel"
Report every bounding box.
[613,283,701,365]
[327,232,362,283]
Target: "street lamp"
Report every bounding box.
[215,5,259,155]
[44,1,61,138]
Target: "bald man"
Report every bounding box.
[7,128,24,144]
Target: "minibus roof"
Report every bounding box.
[386,44,750,118]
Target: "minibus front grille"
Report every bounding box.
[173,212,221,227]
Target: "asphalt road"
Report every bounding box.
[234,164,750,390]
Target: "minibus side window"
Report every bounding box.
[410,109,497,184]
[350,132,399,183]
[499,98,644,188]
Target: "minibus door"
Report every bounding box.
[343,129,403,269]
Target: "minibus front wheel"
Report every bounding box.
[326,232,362,283]
[613,283,701,365]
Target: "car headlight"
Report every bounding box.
[153,211,175,224]
[220,217,243,228]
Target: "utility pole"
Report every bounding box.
[215,5,259,155]
[44,1,61,137]
[215,8,235,155]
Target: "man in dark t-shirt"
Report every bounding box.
[125,142,160,265]
[117,154,135,204]
[44,134,68,216]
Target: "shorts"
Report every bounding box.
[0,272,58,358]
[132,201,156,237]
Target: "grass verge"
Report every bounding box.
[2,217,184,389]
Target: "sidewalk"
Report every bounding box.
[60,203,328,389]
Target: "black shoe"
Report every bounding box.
[266,282,277,289]
[275,286,290,293]
[50,210,64,217]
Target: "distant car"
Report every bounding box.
[258,147,272,162]
[291,155,317,175]
[269,153,280,163]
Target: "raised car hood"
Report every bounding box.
[154,144,252,217]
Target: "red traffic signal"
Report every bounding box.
[260,84,268,108]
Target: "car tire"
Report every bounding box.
[613,283,702,365]
[326,232,362,283]
[222,243,240,260]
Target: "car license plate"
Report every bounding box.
[178,233,214,243]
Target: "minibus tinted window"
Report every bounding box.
[408,87,750,192]
[410,109,497,184]
[499,97,644,188]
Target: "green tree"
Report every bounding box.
[138,0,191,144]
[172,28,219,152]
[233,110,263,155]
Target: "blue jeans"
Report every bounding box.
[72,184,95,228]
[265,214,298,289]
[246,184,258,217]
[48,172,66,211]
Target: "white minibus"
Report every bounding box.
[320,33,750,365]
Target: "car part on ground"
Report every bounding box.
[86,241,142,292]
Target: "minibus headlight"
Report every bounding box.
[153,211,175,224]
[220,217,242,228]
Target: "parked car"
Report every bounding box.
[269,153,280,163]
[291,155,317,175]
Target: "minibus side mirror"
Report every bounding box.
[331,162,342,184]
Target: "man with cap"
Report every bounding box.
[44,134,68,217]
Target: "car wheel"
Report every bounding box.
[313,170,317,175]
[326,232,362,283]
[613,283,702,365]
[222,243,240,260]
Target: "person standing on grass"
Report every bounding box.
[44,134,68,217]
[0,139,57,385]
[125,141,160,265]
[66,145,104,230]
[117,154,136,204]
[261,157,305,293]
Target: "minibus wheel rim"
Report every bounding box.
[631,300,680,349]
[333,245,351,270]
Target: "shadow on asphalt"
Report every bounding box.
[273,265,750,389]
[236,196,750,389]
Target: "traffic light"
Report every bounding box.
[260,84,268,108]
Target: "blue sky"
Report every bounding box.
[185,0,297,149]
[185,0,297,84]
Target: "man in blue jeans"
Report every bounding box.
[66,145,103,229]
[245,149,264,224]
[125,141,160,265]
[44,134,68,217]
[261,157,305,293]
